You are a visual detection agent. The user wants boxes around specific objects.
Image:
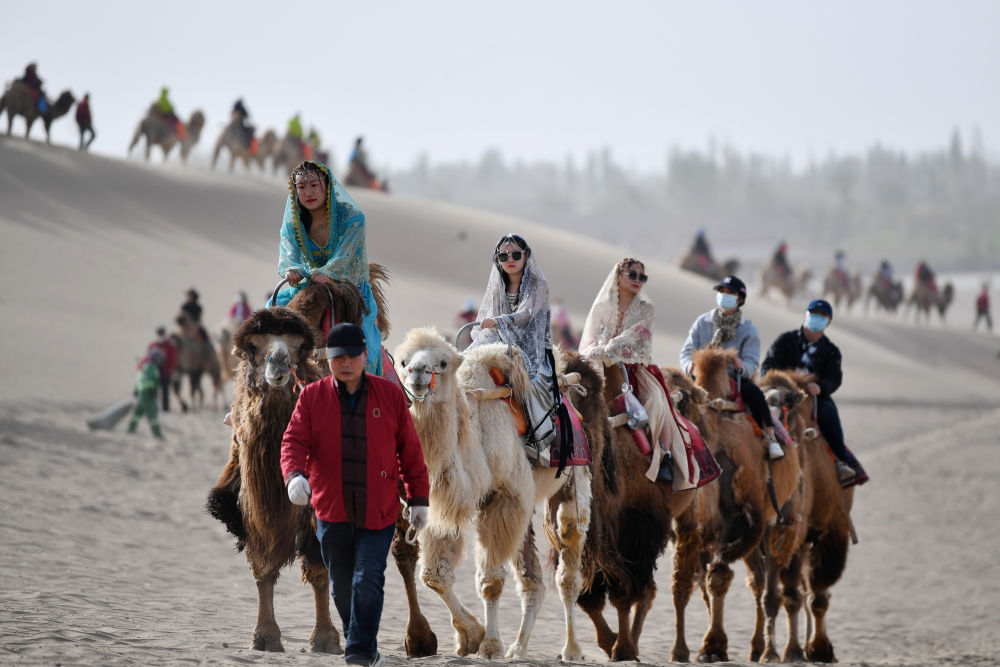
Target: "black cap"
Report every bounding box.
[325,323,366,358]
[807,299,834,318]
[713,275,747,299]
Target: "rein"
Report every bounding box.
[401,367,437,403]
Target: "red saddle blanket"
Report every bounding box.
[551,394,592,467]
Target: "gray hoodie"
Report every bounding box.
[679,309,762,378]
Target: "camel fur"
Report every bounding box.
[128,104,205,163]
[865,275,904,313]
[664,347,802,663]
[759,369,855,663]
[574,357,695,662]
[211,117,263,172]
[0,81,75,142]
[822,267,863,313]
[171,310,224,412]
[760,259,812,305]
[904,281,954,324]
[205,307,339,653]
[678,250,740,282]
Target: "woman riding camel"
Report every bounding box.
[271,160,383,375]
[468,233,562,451]
[580,258,716,489]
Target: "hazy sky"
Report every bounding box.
[3,0,998,171]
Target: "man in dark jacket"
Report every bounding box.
[281,323,430,667]
[761,299,868,486]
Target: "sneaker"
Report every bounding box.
[766,438,785,461]
[344,655,368,667]
[370,651,385,667]
[835,461,855,483]
[656,452,674,482]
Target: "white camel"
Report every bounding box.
[394,327,591,661]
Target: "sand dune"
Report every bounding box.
[2,138,999,666]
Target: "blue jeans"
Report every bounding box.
[315,520,395,661]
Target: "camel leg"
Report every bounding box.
[758,537,783,663]
[251,573,283,651]
[421,529,482,656]
[301,556,342,653]
[554,494,589,661]
[391,509,438,657]
[628,586,654,647]
[698,559,733,663]
[25,116,35,140]
[670,524,703,663]
[505,522,545,659]
[609,598,638,661]
[171,375,189,413]
[780,552,806,663]
[806,590,835,662]
[745,548,766,662]
[577,574,617,658]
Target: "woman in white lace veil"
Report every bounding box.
[580,258,704,489]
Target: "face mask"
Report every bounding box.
[716,292,738,310]
[805,313,829,332]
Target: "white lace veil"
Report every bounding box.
[579,260,655,365]
[469,234,553,378]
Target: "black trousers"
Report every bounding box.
[739,377,774,431]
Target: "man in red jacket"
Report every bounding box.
[281,323,429,667]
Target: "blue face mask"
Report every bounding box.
[716,292,739,310]
[805,313,829,333]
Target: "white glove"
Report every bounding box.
[407,506,428,532]
[287,475,312,506]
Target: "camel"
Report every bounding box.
[395,329,592,660]
[904,281,954,324]
[760,260,812,305]
[171,311,224,412]
[822,267,863,313]
[678,250,740,282]
[214,319,241,383]
[865,275,904,313]
[256,128,279,170]
[0,81,75,143]
[345,162,387,191]
[279,273,439,658]
[205,307,340,653]
[128,104,205,163]
[664,348,801,663]
[758,370,855,662]
[270,132,309,175]
[211,117,262,171]
[574,357,696,662]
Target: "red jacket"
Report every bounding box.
[280,374,429,529]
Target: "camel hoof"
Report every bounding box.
[610,643,638,662]
[505,642,527,659]
[760,648,781,663]
[783,646,806,663]
[559,641,586,662]
[806,641,836,663]
[671,648,691,663]
[310,627,343,654]
[251,631,283,652]
[405,630,438,658]
[478,637,504,660]
[697,651,726,663]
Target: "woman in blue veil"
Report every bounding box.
[271,160,383,375]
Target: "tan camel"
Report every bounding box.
[206,307,339,653]
[270,132,308,175]
[865,275,904,313]
[665,347,801,663]
[344,162,386,191]
[282,274,438,658]
[759,369,855,663]
[904,281,954,323]
[211,116,262,171]
[394,330,594,661]
[214,319,241,383]
[256,129,279,170]
[128,104,205,163]
[678,250,740,282]
[760,260,812,305]
[822,267,863,312]
[574,358,695,662]
[0,81,75,143]
[172,310,224,412]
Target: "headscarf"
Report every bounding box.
[579,260,655,365]
[274,160,381,374]
[469,234,552,378]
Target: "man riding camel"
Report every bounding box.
[833,250,849,288]
[915,260,937,293]
[18,62,47,112]
[232,97,256,152]
[155,86,185,138]
[772,241,791,280]
[350,136,376,183]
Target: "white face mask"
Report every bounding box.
[716,292,739,310]
[805,313,829,332]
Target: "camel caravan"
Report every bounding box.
[204,263,861,664]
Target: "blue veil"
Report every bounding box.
[272,161,382,375]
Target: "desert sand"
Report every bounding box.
[1,138,999,666]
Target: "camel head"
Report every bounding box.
[659,366,708,420]
[692,346,739,399]
[458,342,530,407]
[394,326,463,402]
[760,370,812,438]
[233,307,319,390]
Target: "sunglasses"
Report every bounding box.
[496,250,525,262]
[624,269,648,283]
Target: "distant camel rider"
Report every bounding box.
[878,259,894,288]
[288,113,303,140]
[915,260,937,293]
[156,86,185,138]
[350,136,374,181]
[833,250,848,286]
[76,92,96,151]
[232,97,256,148]
[690,227,714,270]
[772,242,791,279]
[180,288,208,343]
[308,127,322,151]
[18,62,47,111]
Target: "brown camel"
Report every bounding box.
[128,104,205,163]
[0,81,75,143]
[678,251,740,282]
[758,369,855,662]
[666,347,802,663]
[171,311,224,412]
[270,132,308,175]
[211,116,262,171]
[760,260,812,305]
[280,270,439,658]
[904,281,954,323]
[865,275,904,313]
[572,356,695,662]
[822,267,863,313]
[205,307,339,653]
[344,162,387,191]
[256,128,279,170]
